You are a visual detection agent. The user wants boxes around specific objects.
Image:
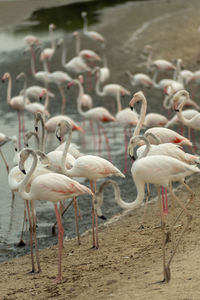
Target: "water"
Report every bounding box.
[0,0,195,262]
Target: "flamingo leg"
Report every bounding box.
[100,125,112,162]
[17,111,22,151]
[58,85,67,115]
[52,199,73,235]
[54,203,64,283]
[73,197,81,245]
[26,200,35,273]
[123,127,128,174]
[90,180,99,249]
[21,109,26,146]
[139,183,150,229]
[165,185,192,278]
[90,120,96,150]
[98,124,102,156]
[30,200,41,272]
[0,148,9,174]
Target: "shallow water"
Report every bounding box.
[0,0,195,262]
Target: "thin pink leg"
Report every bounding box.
[54,203,64,283]
[123,127,128,174]
[21,109,26,147]
[90,120,96,150]
[191,128,197,152]
[100,125,112,162]
[162,187,168,215]
[98,124,102,156]
[17,111,21,151]
[26,200,35,273]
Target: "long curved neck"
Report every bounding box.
[39,115,46,152]
[133,97,147,136]
[42,58,49,73]
[75,33,80,55]
[49,27,55,51]
[176,101,191,126]
[152,69,159,86]
[19,151,38,201]
[146,50,153,69]
[116,91,122,113]
[30,46,36,76]
[61,126,73,174]
[138,136,151,158]
[75,80,87,117]
[60,40,67,67]
[43,93,49,115]
[144,131,161,145]
[6,74,12,105]
[96,179,145,210]
[83,15,88,33]
[95,69,104,96]
[163,94,171,109]
[102,44,107,68]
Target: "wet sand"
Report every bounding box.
[1,0,200,299]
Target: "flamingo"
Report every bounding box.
[174,90,200,148]
[67,78,116,161]
[0,133,12,174]
[125,70,153,90]
[55,120,125,248]
[2,72,30,150]
[94,150,198,283]
[142,44,176,81]
[34,110,83,153]
[115,90,139,173]
[42,23,56,69]
[40,51,72,114]
[16,75,51,118]
[18,148,93,283]
[58,37,92,76]
[81,11,105,43]
[143,112,168,128]
[129,91,193,148]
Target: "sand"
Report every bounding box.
[1,0,200,299]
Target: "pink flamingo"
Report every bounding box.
[42,23,56,70]
[95,146,199,283]
[81,11,105,43]
[67,78,115,161]
[18,148,93,283]
[2,72,30,150]
[16,74,51,118]
[129,91,193,147]
[55,120,125,248]
[115,91,139,173]
[174,90,200,150]
[143,112,168,128]
[125,70,153,90]
[40,50,72,114]
[34,109,83,152]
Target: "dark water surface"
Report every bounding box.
[0,0,192,262]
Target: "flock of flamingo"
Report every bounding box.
[1,10,200,284]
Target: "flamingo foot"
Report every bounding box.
[165,231,171,244]
[138,224,145,230]
[53,276,62,284]
[17,239,26,247]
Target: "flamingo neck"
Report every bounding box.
[6,74,12,105]
[96,179,145,210]
[176,101,191,127]
[60,39,67,67]
[83,15,88,33]
[19,150,38,201]
[30,46,36,76]
[49,27,55,52]
[133,96,147,136]
[75,33,80,55]
[42,58,49,73]
[95,69,104,96]
[116,91,122,113]
[60,125,74,177]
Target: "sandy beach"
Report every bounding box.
[1,0,200,299]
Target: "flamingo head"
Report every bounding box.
[171,89,189,111]
[81,11,87,18]
[73,31,79,38]
[55,120,72,142]
[49,23,56,30]
[67,80,75,89]
[39,89,48,100]
[129,91,144,110]
[1,72,10,82]
[128,135,144,160]
[78,75,84,85]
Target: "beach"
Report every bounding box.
[1,0,200,299]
